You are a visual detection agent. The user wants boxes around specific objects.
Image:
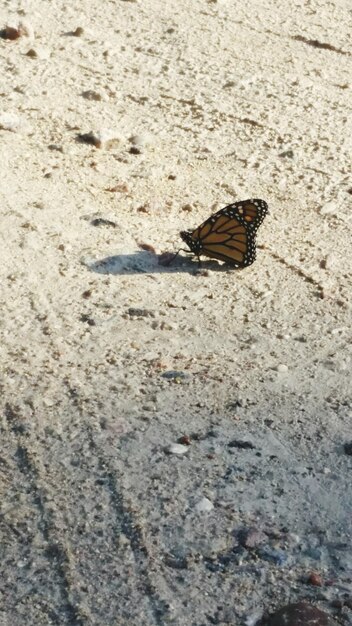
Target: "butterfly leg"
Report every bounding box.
[169,248,191,263]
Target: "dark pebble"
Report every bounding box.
[161,370,190,381]
[228,439,255,449]
[80,314,95,326]
[91,218,118,228]
[344,442,352,455]
[164,555,188,570]
[127,308,155,318]
[238,527,267,549]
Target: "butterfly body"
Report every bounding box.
[180,199,268,268]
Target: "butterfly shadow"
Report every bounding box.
[85,251,236,276]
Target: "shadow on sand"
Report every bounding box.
[85,251,239,276]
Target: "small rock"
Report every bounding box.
[276,364,288,373]
[138,242,156,254]
[129,146,142,155]
[228,439,255,450]
[344,442,352,456]
[167,443,189,456]
[1,20,33,39]
[72,26,84,36]
[161,370,190,381]
[0,112,28,133]
[164,555,189,569]
[238,528,267,549]
[320,201,338,215]
[82,90,105,101]
[178,435,191,446]
[48,144,64,152]
[142,403,156,412]
[78,129,122,149]
[195,497,214,513]
[307,572,323,586]
[90,217,117,228]
[80,314,95,326]
[127,307,155,318]
[259,602,339,626]
[1,25,20,40]
[26,47,39,58]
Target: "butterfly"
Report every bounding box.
[178,199,268,268]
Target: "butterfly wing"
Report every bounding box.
[187,199,268,268]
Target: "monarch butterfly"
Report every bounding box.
[178,199,268,268]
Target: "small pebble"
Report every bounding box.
[276,364,288,373]
[163,555,189,569]
[195,497,214,513]
[142,403,156,412]
[279,149,294,158]
[48,144,64,152]
[91,217,117,228]
[1,25,20,40]
[26,47,41,58]
[161,370,190,381]
[78,129,122,149]
[238,527,267,549]
[80,314,95,326]
[72,26,84,36]
[228,439,255,450]
[344,442,352,456]
[0,112,28,133]
[127,308,155,318]
[1,21,33,39]
[307,572,323,586]
[129,146,141,155]
[178,435,191,446]
[320,201,337,215]
[138,242,156,254]
[167,443,189,456]
[136,203,150,213]
[82,90,105,101]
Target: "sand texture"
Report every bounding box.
[0,1,351,624]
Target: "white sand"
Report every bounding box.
[0,1,351,624]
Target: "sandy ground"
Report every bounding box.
[0,1,351,625]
